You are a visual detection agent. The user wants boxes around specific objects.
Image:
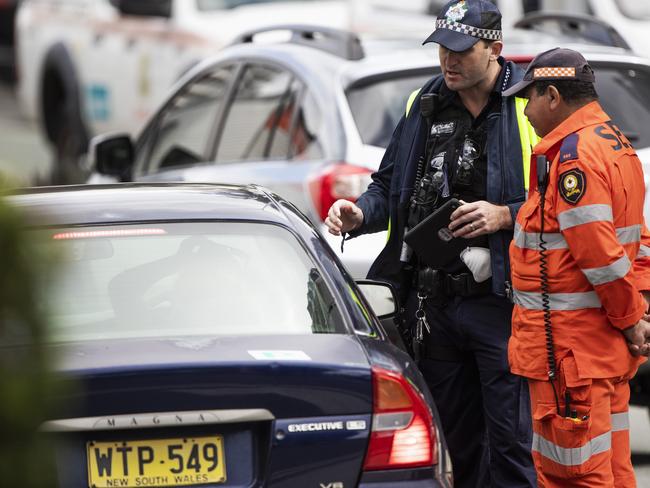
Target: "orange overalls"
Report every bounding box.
[509,101,650,487]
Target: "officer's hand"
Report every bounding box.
[449,200,513,239]
[623,319,650,357]
[325,199,364,236]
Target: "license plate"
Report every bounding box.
[87,436,226,487]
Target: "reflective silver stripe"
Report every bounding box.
[582,255,631,286]
[514,223,639,251]
[611,412,630,432]
[532,431,611,466]
[639,245,650,258]
[513,290,602,310]
[617,225,642,245]
[558,204,613,231]
[513,223,567,251]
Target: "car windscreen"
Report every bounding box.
[346,70,434,148]
[593,62,650,149]
[36,222,347,342]
[197,0,319,9]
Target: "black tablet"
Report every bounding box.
[403,198,474,268]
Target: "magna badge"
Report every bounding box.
[559,169,586,205]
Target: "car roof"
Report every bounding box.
[339,30,641,81]
[180,28,650,106]
[8,183,299,226]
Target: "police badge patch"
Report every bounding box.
[431,122,456,136]
[559,169,586,205]
[446,0,468,22]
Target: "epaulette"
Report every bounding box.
[559,133,580,163]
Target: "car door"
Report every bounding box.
[134,63,238,179]
[208,61,326,215]
[139,60,327,222]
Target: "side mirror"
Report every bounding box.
[356,280,398,319]
[88,133,134,180]
[116,0,172,18]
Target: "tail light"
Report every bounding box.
[363,366,437,471]
[308,163,373,221]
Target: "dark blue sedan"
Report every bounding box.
[9,183,452,488]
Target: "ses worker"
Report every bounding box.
[505,47,650,487]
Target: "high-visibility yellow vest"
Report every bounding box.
[385,89,539,242]
[405,88,537,191]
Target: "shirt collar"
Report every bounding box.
[533,101,610,155]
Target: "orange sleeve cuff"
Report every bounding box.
[608,293,647,329]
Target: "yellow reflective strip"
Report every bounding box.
[386,217,391,243]
[515,97,539,192]
[406,89,421,117]
[347,283,372,326]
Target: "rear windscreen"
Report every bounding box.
[36,222,346,342]
[592,62,650,149]
[347,63,650,150]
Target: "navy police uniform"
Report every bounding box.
[348,1,538,486]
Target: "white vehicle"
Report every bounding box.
[14,0,445,184]
[498,0,650,58]
[87,22,650,280]
[14,0,361,183]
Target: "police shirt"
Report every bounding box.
[426,66,506,272]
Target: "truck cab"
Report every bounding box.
[14,0,354,183]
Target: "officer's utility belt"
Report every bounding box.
[415,267,491,298]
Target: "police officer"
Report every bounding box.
[325,1,537,486]
[504,48,650,486]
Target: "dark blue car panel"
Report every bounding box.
[269,414,372,487]
[10,184,287,226]
[50,336,373,420]
[7,184,450,487]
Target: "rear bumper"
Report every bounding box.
[358,467,449,487]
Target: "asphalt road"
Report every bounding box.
[1,80,650,483]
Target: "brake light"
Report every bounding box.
[52,229,167,240]
[363,367,437,471]
[308,163,372,221]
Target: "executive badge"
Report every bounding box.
[559,169,586,205]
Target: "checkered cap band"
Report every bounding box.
[533,67,576,79]
[435,19,503,41]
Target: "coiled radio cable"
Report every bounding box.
[537,155,561,415]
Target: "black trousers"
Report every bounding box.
[406,292,537,488]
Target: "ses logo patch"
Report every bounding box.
[559,169,586,205]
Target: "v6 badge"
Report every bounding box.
[559,169,586,205]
